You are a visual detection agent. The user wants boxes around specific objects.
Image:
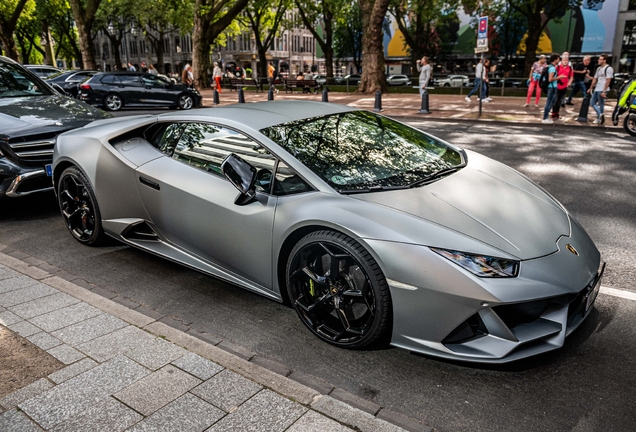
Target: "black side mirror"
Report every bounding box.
[51,83,66,95]
[221,153,258,205]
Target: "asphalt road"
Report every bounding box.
[2,119,635,431]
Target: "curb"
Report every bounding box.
[0,247,432,432]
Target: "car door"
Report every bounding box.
[135,122,278,288]
[117,74,144,105]
[140,74,175,106]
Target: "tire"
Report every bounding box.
[178,93,194,110]
[624,115,636,137]
[103,93,123,111]
[57,166,105,246]
[444,83,450,87]
[286,230,392,349]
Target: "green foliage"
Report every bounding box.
[333,2,362,68]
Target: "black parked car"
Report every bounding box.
[0,56,109,199]
[46,70,98,98]
[79,72,202,111]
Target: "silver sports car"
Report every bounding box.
[52,101,604,363]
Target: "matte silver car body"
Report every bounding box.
[52,101,603,363]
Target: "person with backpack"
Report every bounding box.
[542,53,567,124]
[525,55,546,107]
[551,52,574,120]
[588,54,613,124]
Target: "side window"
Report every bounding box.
[273,161,312,196]
[141,75,156,87]
[119,75,141,86]
[146,123,187,155]
[173,123,277,191]
[100,74,118,85]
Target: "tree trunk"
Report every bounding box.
[523,14,542,78]
[42,20,56,66]
[156,33,165,74]
[192,7,210,89]
[69,0,100,70]
[0,33,19,60]
[358,0,390,93]
[0,0,28,61]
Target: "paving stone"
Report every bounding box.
[22,257,46,267]
[88,286,118,299]
[125,336,188,371]
[287,410,353,432]
[49,396,142,432]
[51,270,76,281]
[9,292,80,320]
[6,250,29,260]
[330,388,381,415]
[288,371,335,395]
[27,332,63,350]
[48,358,99,384]
[112,296,141,310]
[0,281,55,304]
[46,344,85,365]
[35,263,59,274]
[114,364,201,416]
[206,389,307,432]
[128,393,224,432]
[0,409,43,431]
[158,316,190,332]
[134,305,164,321]
[0,378,54,410]
[67,278,93,290]
[191,369,262,412]
[29,302,103,332]
[0,266,21,281]
[250,355,291,377]
[0,246,15,254]
[217,340,256,361]
[311,396,405,432]
[77,326,156,363]
[376,408,432,432]
[186,329,222,346]
[51,314,127,345]
[0,309,22,326]
[7,320,42,337]
[172,352,224,381]
[19,355,150,430]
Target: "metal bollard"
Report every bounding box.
[322,87,329,102]
[213,88,220,105]
[238,88,245,103]
[374,91,382,112]
[576,94,591,122]
[268,87,274,101]
[419,91,431,114]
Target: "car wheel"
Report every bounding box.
[624,115,636,136]
[444,83,450,87]
[178,94,194,110]
[286,230,392,349]
[104,93,123,111]
[57,166,105,246]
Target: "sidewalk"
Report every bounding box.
[0,249,431,432]
[199,89,616,129]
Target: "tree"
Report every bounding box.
[333,3,363,74]
[358,0,391,93]
[192,0,250,89]
[94,0,135,71]
[491,1,526,72]
[0,0,32,60]
[244,0,289,79]
[68,0,103,69]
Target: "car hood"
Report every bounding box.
[0,95,110,139]
[353,150,570,260]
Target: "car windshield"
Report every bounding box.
[261,110,465,193]
[0,62,51,98]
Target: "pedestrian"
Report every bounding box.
[128,62,136,72]
[140,61,147,73]
[566,56,592,105]
[542,53,566,124]
[182,64,193,87]
[147,64,158,75]
[268,61,279,95]
[525,54,546,107]
[551,53,573,120]
[465,58,487,103]
[417,56,431,97]
[588,54,613,124]
[482,59,492,102]
[212,62,223,92]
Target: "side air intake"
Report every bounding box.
[121,222,160,242]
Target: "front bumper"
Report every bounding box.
[0,158,53,198]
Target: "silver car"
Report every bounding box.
[52,101,604,363]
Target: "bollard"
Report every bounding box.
[419,91,431,114]
[576,94,591,122]
[213,88,219,105]
[238,88,245,103]
[374,91,382,112]
[322,87,329,102]
[268,87,274,101]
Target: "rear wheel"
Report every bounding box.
[178,94,194,110]
[624,114,636,136]
[286,230,392,349]
[57,166,105,246]
[104,93,123,111]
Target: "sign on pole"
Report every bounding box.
[475,16,489,54]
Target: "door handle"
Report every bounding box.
[139,176,160,190]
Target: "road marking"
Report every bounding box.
[600,285,636,301]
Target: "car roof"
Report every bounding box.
[159,100,356,130]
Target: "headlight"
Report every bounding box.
[430,248,519,278]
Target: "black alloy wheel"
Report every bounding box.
[286,230,392,349]
[624,114,636,137]
[57,166,105,246]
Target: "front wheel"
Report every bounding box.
[178,94,194,110]
[286,230,392,349]
[624,114,636,136]
[57,166,105,246]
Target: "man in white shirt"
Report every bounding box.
[588,54,613,124]
[465,59,487,102]
[417,56,431,97]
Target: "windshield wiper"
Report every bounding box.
[339,185,409,195]
[408,165,465,188]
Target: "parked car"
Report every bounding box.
[0,56,109,199]
[52,100,603,363]
[24,64,62,79]
[335,74,361,85]
[312,75,327,85]
[386,74,412,86]
[45,70,98,98]
[435,75,470,87]
[78,72,202,111]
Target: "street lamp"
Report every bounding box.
[107,15,138,69]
